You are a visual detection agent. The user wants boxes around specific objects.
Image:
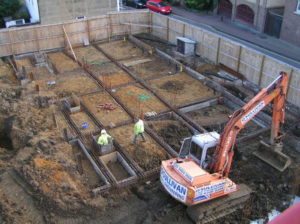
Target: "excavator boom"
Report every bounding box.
[212,72,289,175]
[160,72,290,223]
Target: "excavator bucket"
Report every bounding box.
[253,141,291,172]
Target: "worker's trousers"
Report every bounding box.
[132,133,146,144]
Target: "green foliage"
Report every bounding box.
[166,0,181,6]
[0,0,22,27]
[14,9,30,21]
[185,0,213,11]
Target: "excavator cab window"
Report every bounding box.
[202,146,215,169]
[190,141,203,164]
[179,137,192,159]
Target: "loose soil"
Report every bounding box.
[48,52,79,73]
[98,40,144,60]
[114,84,168,116]
[72,144,104,188]
[89,62,134,87]
[33,70,100,97]
[110,124,169,171]
[26,66,52,80]
[70,112,100,134]
[121,55,177,79]
[54,111,76,136]
[185,104,262,137]
[107,161,130,181]
[14,57,32,70]
[196,63,220,74]
[148,72,217,107]
[81,92,131,127]
[148,118,193,152]
[72,45,109,64]
[0,37,299,224]
[0,59,16,83]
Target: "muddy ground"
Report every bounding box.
[0,38,299,224]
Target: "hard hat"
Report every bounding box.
[101,129,107,134]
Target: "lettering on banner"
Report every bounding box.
[222,131,232,158]
[160,168,187,202]
[241,101,265,124]
[194,182,225,202]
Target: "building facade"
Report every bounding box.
[37,0,118,24]
[280,0,300,46]
[218,0,300,46]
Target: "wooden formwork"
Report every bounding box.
[150,12,300,109]
[0,9,300,108]
[0,10,149,57]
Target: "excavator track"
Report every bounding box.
[187,184,252,224]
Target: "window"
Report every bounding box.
[190,142,203,161]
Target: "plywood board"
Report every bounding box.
[201,32,219,63]
[261,57,292,87]
[287,69,300,106]
[239,47,263,84]
[218,39,240,71]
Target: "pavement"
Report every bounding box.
[170,7,300,69]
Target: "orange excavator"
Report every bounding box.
[160,72,291,223]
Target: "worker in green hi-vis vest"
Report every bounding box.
[132,117,146,144]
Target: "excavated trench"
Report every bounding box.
[0,36,299,224]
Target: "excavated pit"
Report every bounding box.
[0,37,299,224]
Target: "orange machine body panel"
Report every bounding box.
[160,72,288,206]
[161,158,237,206]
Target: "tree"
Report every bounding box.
[0,0,22,27]
[185,0,213,11]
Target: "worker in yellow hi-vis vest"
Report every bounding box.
[132,117,146,144]
[98,129,113,146]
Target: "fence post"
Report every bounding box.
[167,17,169,42]
[216,37,221,64]
[86,19,91,43]
[8,29,14,55]
[258,55,265,86]
[236,45,242,72]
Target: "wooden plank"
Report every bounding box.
[179,98,218,113]
[258,55,265,86]
[62,25,78,62]
[121,23,166,29]
[123,59,152,67]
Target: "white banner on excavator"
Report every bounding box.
[160,167,187,202]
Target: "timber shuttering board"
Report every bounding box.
[0,10,299,108]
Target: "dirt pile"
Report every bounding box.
[157,123,192,152]
[0,62,110,222]
[133,143,169,170]
[159,80,185,93]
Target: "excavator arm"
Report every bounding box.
[212,72,289,176]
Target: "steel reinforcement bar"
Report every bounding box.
[63,50,176,192]
[93,44,207,133]
[63,49,179,158]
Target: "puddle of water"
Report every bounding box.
[250,196,300,224]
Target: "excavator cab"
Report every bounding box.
[179,132,220,170]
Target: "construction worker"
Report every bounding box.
[98,129,113,146]
[132,117,146,144]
